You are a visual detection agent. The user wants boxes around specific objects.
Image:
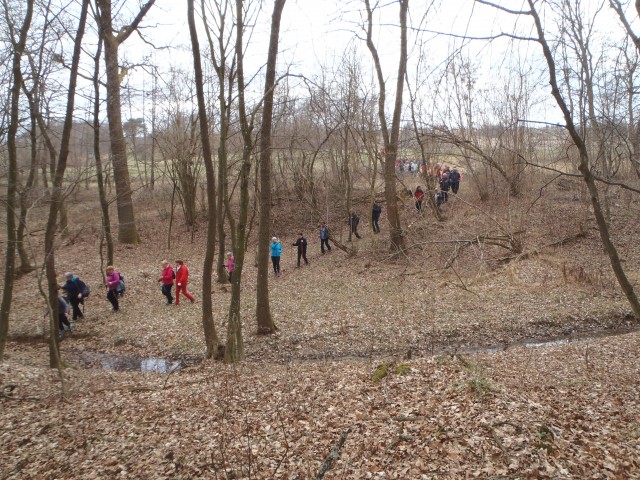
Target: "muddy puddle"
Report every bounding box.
[80,352,190,373]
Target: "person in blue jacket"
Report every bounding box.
[270,237,282,276]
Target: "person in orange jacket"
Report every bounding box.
[158,260,175,305]
[175,260,195,304]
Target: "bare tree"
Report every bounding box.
[188,0,221,358]
[0,0,34,361]
[43,0,89,367]
[364,0,408,252]
[476,0,640,318]
[255,0,286,335]
[95,0,156,244]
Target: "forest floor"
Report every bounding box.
[2,174,640,478]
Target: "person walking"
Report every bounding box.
[158,260,175,305]
[226,252,235,282]
[270,237,282,276]
[57,294,72,336]
[292,232,309,267]
[350,212,362,239]
[414,186,425,212]
[449,167,461,194]
[174,260,195,304]
[372,201,382,233]
[104,265,120,312]
[320,223,331,254]
[440,171,451,203]
[62,271,85,321]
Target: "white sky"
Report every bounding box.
[68,0,639,126]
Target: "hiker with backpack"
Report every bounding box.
[104,265,120,312]
[158,260,175,305]
[62,272,88,320]
[174,260,195,304]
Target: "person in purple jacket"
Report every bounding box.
[105,265,120,312]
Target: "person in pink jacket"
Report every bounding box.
[174,260,195,304]
[104,265,120,312]
[158,260,175,305]
[225,252,235,282]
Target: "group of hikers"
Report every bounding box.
[413,164,462,210]
[55,167,459,336]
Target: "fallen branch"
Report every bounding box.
[316,429,350,480]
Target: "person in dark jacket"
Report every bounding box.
[440,172,451,203]
[57,295,72,336]
[292,232,309,267]
[349,212,362,239]
[371,202,382,233]
[62,272,85,320]
[449,167,461,194]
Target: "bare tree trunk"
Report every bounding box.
[256,0,286,335]
[96,0,156,244]
[188,0,221,357]
[17,84,39,274]
[43,0,89,367]
[225,0,255,364]
[91,30,114,265]
[0,0,34,361]
[529,0,640,319]
[364,0,407,252]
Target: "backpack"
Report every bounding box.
[76,278,90,298]
[116,274,126,296]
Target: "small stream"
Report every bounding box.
[76,326,639,372]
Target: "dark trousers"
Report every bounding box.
[451,182,459,194]
[69,297,84,319]
[351,224,361,239]
[297,249,308,266]
[321,238,331,253]
[271,256,280,274]
[415,200,423,212]
[58,313,70,331]
[107,289,119,311]
[162,284,173,304]
[372,216,380,233]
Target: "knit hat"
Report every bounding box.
[272,237,278,242]
[64,272,73,278]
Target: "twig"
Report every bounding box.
[483,423,510,463]
[162,361,182,390]
[316,429,350,480]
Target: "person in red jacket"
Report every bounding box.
[174,259,195,304]
[158,260,175,305]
